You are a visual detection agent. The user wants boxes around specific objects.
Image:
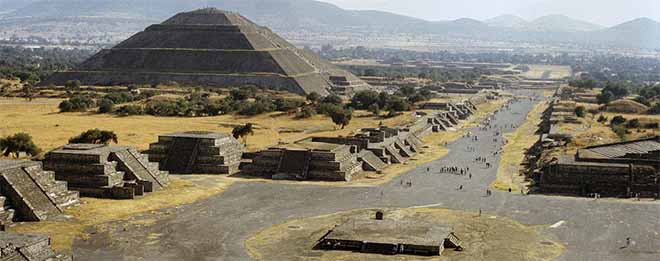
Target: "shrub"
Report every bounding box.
[59,95,95,112]
[104,92,134,104]
[597,115,608,123]
[69,129,118,144]
[296,107,316,119]
[274,98,305,112]
[386,96,411,112]
[64,80,81,91]
[610,115,627,125]
[626,119,641,129]
[98,99,115,113]
[115,105,144,116]
[238,98,276,116]
[574,106,586,118]
[0,132,41,158]
[321,94,343,105]
[351,90,379,109]
[644,122,660,129]
[316,103,343,116]
[145,100,185,116]
[611,124,627,139]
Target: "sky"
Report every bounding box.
[318,0,660,26]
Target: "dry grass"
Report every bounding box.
[246,208,564,261]
[603,99,649,114]
[0,97,413,152]
[521,65,572,80]
[493,101,548,192]
[8,176,234,252]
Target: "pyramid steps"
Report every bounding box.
[0,167,61,221]
[358,150,388,172]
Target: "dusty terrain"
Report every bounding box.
[246,208,564,260]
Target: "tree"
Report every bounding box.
[597,91,614,104]
[321,94,343,105]
[296,107,315,119]
[626,119,641,129]
[22,84,34,101]
[351,90,379,109]
[232,123,254,145]
[69,129,118,144]
[368,103,380,116]
[64,80,81,92]
[329,108,353,129]
[0,133,41,158]
[574,106,586,118]
[98,99,115,113]
[306,92,321,104]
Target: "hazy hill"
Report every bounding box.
[485,14,528,28]
[526,15,603,32]
[0,0,658,49]
[588,18,660,49]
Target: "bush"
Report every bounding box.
[351,90,379,109]
[0,132,41,158]
[626,119,641,129]
[611,124,627,139]
[145,100,186,116]
[316,103,343,116]
[274,98,305,112]
[574,106,586,118]
[64,80,81,91]
[386,96,411,112]
[238,98,276,116]
[115,105,144,116]
[644,122,660,129]
[59,95,95,112]
[597,115,608,123]
[98,99,115,113]
[329,107,353,129]
[321,94,343,105]
[296,107,316,119]
[104,92,134,104]
[610,115,627,125]
[69,129,118,144]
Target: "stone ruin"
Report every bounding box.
[243,141,362,181]
[541,137,660,197]
[317,213,462,256]
[147,131,243,175]
[43,144,169,199]
[42,8,371,96]
[0,160,78,224]
[0,232,70,261]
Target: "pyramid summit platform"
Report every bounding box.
[43,8,370,96]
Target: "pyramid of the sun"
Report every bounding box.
[42,8,370,96]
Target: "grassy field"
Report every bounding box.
[521,65,572,80]
[0,97,415,153]
[246,208,564,260]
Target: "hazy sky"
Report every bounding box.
[318,0,660,26]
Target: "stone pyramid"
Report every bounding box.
[43,8,370,96]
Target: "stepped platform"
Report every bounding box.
[0,232,70,261]
[43,144,168,199]
[244,141,362,181]
[147,131,243,175]
[0,160,78,222]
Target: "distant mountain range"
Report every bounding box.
[1,0,659,49]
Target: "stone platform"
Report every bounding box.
[147,131,243,175]
[0,160,78,222]
[317,218,462,256]
[0,232,70,260]
[43,144,169,200]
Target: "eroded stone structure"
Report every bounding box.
[148,132,243,175]
[0,160,78,222]
[0,232,70,260]
[43,144,169,199]
[42,8,370,96]
[317,217,462,256]
[542,137,660,197]
[244,141,362,181]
